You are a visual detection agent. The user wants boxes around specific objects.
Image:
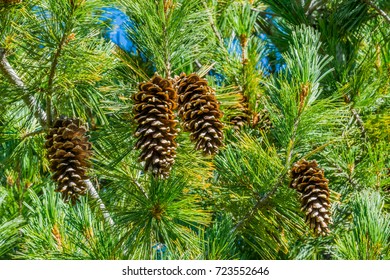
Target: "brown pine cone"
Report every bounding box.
[289,159,331,236]
[133,74,178,178]
[176,73,224,155]
[253,108,272,131]
[45,117,92,205]
[230,94,251,130]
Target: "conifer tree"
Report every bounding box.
[0,0,389,260]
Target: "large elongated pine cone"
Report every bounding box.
[176,73,224,155]
[253,108,273,132]
[289,159,331,236]
[133,74,178,178]
[45,117,92,204]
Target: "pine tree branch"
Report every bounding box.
[239,35,249,98]
[334,165,360,189]
[350,107,368,139]
[85,179,115,226]
[162,0,172,78]
[239,35,249,66]
[344,95,367,141]
[286,111,303,168]
[306,0,328,17]
[232,172,286,232]
[233,94,306,231]
[363,0,390,24]
[21,128,45,139]
[0,48,48,127]
[0,47,114,226]
[46,31,69,126]
[203,1,224,47]
[133,173,148,199]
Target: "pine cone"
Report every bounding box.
[176,73,224,155]
[289,159,331,236]
[133,74,178,178]
[230,94,251,130]
[45,117,92,204]
[253,108,272,131]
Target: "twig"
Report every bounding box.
[239,35,248,65]
[344,95,367,141]
[364,0,390,24]
[232,96,306,231]
[203,1,224,47]
[46,31,69,126]
[0,48,47,127]
[162,0,171,79]
[350,107,368,140]
[85,179,115,226]
[306,0,328,17]
[133,172,149,199]
[21,129,45,139]
[232,172,286,232]
[286,117,301,167]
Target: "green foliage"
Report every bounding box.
[0,0,389,260]
[264,26,346,164]
[334,190,390,260]
[0,188,24,259]
[16,187,126,259]
[201,214,238,260]
[214,134,305,259]
[111,175,211,259]
[0,216,23,258]
[120,0,213,77]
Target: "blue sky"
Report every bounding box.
[102,7,285,75]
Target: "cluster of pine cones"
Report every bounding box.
[133,73,224,178]
[44,75,332,238]
[44,73,224,204]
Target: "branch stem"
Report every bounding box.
[0,48,114,226]
[203,1,224,47]
[233,99,303,230]
[364,0,390,24]
[232,172,286,232]
[162,0,171,78]
[344,94,367,141]
[85,180,115,226]
[0,48,47,127]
